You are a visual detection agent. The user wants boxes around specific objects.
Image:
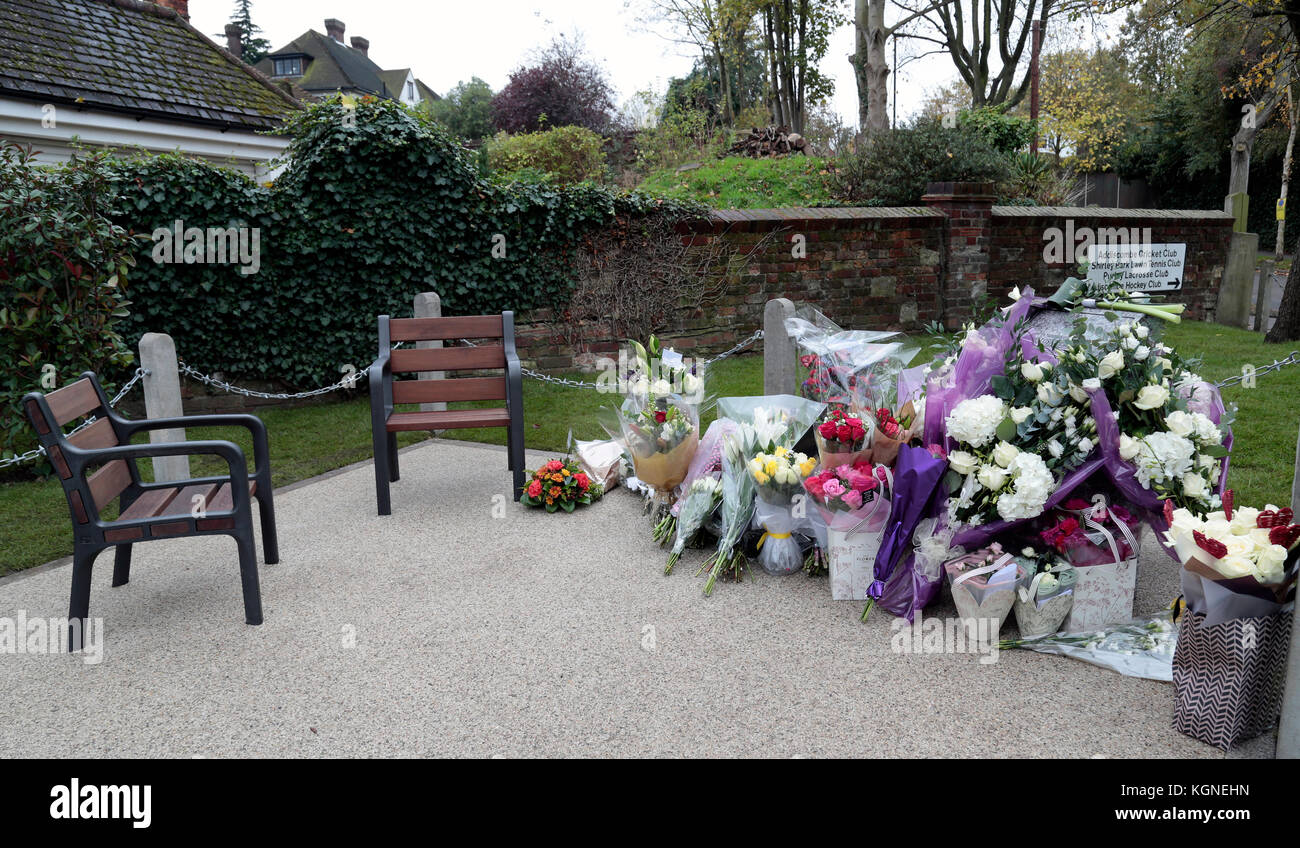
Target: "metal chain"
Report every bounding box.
[177,359,369,400]
[1213,351,1300,389]
[0,368,147,469]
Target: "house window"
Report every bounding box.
[272,57,303,77]
[406,81,416,101]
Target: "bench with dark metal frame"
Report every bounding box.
[368,311,524,515]
[23,372,278,648]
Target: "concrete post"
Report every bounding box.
[138,332,189,483]
[414,292,445,414]
[1217,232,1259,328]
[763,297,797,396]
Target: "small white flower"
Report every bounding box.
[1077,437,1093,455]
[1134,345,1150,360]
[1136,324,1149,339]
[1047,439,1064,459]
[992,440,1020,468]
[977,464,1008,491]
[1010,406,1033,424]
[947,450,978,475]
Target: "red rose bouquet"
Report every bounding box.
[814,409,871,469]
[520,457,603,513]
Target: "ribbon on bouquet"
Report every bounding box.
[952,553,1017,589]
[757,531,792,550]
[1067,495,1139,565]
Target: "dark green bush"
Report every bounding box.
[108,97,700,386]
[1,143,137,464]
[957,107,1036,154]
[833,116,1012,205]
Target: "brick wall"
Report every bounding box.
[514,184,1235,371]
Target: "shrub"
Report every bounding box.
[0,143,137,464]
[833,116,1011,205]
[427,77,495,141]
[957,107,1036,154]
[485,126,608,184]
[638,155,838,208]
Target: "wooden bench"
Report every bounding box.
[368,311,524,515]
[23,373,278,648]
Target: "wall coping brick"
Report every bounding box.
[992,206,1234,221]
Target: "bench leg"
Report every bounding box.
[235,532,263,626]
[373,426,391,516]
[256,486,280,565]
[509,424,525,501]
[68,547,99,652]
[111,544,132,587]
[388,432,399,482]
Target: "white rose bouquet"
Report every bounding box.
[943,395,1057,526]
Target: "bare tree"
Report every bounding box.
[849,0,952,136]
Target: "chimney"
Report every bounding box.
[350,36,369,57]
[324,18,345,42]
[156,0,189,18]
[224,24,243,58]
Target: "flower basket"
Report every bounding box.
[1053,501,1142,632]
[824,493,892,600]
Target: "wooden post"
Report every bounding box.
[413,292,445,414]
[138,332,189,483]
[1256,260,1275,332]
[764,297,797,396]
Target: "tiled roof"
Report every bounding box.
[256,30,438,103]
[0,0,299,130]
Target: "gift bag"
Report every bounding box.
[1012,564,1076,638]
[1172,610,1294,750]
[1061,503,1141,632]
[945,550,1028,634]
[824,495,891,599]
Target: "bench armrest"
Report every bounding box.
[369,352,392,417]
[118,413,270,476]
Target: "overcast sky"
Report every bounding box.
[190,1,1117,130]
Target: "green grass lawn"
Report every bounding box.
[637,156,839,209]
[2,321,1296,577]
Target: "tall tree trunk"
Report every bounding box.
[715,45,734,125]
[864,0,890,136]
[851,0,870,130]
[764,9,783,125]
[1268,262,1300,341]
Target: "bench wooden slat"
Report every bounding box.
[389,315,503,342]
[45,379,101,427]
[206,481,257,513]
[172,483,220,518]
[392,376,507,404]
[118,488,182,522]
[88,460,133,512]
[66,418,119,451]
[389,345,505,372]
[386,408,510,431]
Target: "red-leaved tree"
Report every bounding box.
[491,37,615,134]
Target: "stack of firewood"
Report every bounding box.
[725,125,809,158]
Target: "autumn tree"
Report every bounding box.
[491,36,616,134]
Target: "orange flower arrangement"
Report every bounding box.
[521,457,603,513]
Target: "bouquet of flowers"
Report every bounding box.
[803,461,892,599]
[1162,494,1299,624]
[944,394,1056,527]
[620,393,699,506]
[620,335,706,412]
[1043,497,1143,566]
[869,403,915,467]
[665,475,723,574]
[814,409,871,469]
[1052,319,1226,512]
[520,457,603,512]
[702,396,826,594]
[784,306,917,414]
[1164,493,1299,749]
[657,419,731,560]
[748,447,818,575]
